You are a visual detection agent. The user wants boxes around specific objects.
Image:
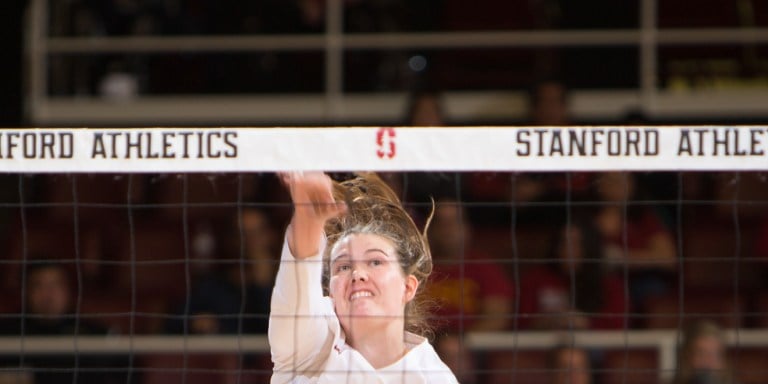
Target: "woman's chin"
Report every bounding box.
[348,308,377,320]
[342,310,391,329]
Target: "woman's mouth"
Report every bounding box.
[350,290,373,301]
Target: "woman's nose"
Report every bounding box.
[352,268,367,282]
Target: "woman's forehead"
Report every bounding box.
[330,232,396,260]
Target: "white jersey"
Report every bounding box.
[268,236,458,384]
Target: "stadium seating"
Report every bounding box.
[601,349,658,384]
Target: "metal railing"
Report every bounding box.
[26,0,768,125]
[1,330,767,381]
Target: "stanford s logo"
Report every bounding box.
[376,127,396,159]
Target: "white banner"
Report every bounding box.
[0,127,767,173]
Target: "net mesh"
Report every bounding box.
[0,127,767,384]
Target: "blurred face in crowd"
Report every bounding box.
[28,266,71,318]
[533,82,568,126]
[597,172,635,202]
[689,334,726,372]
[558,226,583,272]
[553,347,591,384]
[429,202,470,259]
[242,209,275,254]
[410,95,443,126]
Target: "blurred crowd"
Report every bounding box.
[1,89,768,383]
[2,168,766,383]
[46,0,645,97]
[46,0,768,101]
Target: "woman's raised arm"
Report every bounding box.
[269,172,347,381]
[282,172,346,259]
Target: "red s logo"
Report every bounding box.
[376,127,396,159]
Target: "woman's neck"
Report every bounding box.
[346,320,408,369]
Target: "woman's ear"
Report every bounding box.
[404,275,419,303]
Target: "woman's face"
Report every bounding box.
[690,335,726,371]
[553,348,591,384]
[329,233,418,332]
[28,267,70,317]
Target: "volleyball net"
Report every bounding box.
[1,126,767,383]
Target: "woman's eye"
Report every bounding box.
[370,259,383,266]
[335,264,351,273]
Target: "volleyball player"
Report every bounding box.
[269,172,457,383]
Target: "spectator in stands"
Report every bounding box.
[406,90,444,127]
[531,79,569,126]
[512,80,592,225]
[672,320,736,384]
[549,345,593,384]
[402,90,461,206]
[592,172,676,311]
[166,207,277,335]
[426,198,514,332]
[0,263,131,384]
[519,220,626,330]
[425,199,513,383]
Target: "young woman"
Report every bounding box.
[269,172,457,383]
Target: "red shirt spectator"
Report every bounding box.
[424,200,514,333]
[518,221,627,330]
[594,172,676,270]
[592,172,676,312]
[428,251,514,332]
[518,265,626,330]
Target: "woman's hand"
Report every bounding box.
[281,172,347,258]
[281,172,347,224]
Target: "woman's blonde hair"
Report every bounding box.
[322,173,434,338]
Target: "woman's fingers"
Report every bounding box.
[308,188,346,220]
[283,171,346,221]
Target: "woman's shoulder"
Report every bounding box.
[400,333,458,382]
[404,332,436,359]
